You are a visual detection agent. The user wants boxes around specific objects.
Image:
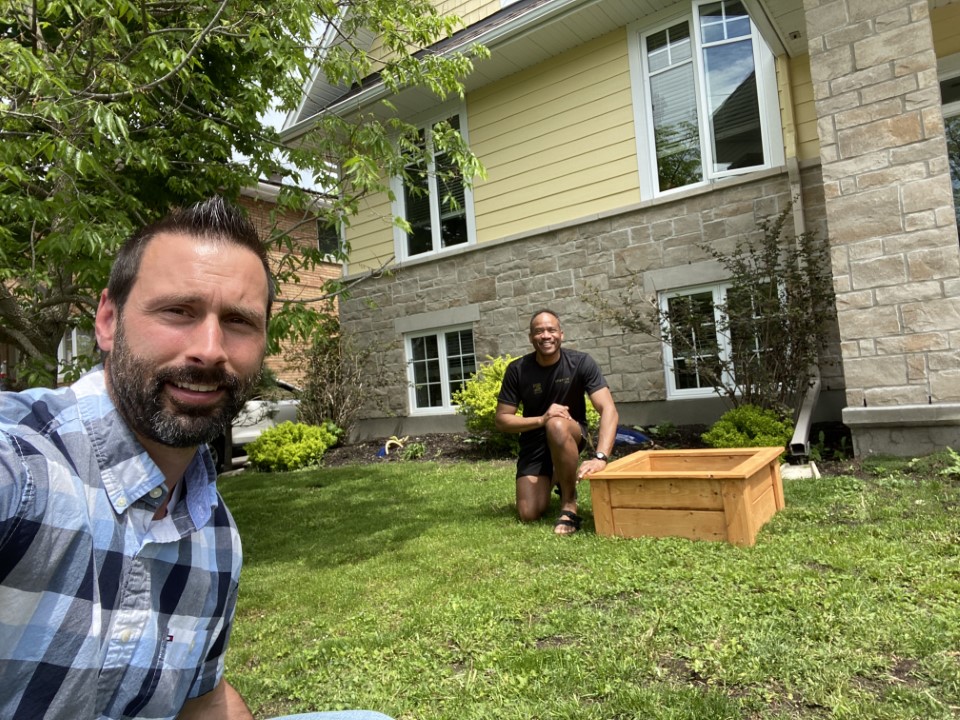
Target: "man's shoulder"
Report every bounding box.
[505,352,537,372]
[560,348,597,366]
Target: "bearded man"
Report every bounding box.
[0,198,393,720]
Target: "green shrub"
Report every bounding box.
[245,421,343,472]
[453,355,519,454]
[702,405,793,450]
[453,354,602,453]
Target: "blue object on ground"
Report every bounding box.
[614,426,650,445]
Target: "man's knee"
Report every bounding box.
[543,416,579,445]
[517,502,545,522]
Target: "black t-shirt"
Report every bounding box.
[498,349,608,450]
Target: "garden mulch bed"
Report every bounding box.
[321,422,864,476]
[322,425,713,468]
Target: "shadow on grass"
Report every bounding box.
[221,465,436,569]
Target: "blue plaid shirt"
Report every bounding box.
[0,367,242,720]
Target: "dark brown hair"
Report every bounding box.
[106,196,275,319]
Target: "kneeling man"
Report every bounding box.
[495,310,619,535]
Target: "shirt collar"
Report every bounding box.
[74,366,219,529]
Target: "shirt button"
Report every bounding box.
[116,498,127,508]
[148,487,164,499]
[120,629,132,643]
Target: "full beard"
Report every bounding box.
[106,323,261,448]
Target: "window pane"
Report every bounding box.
[445,330,476,398]
[703,39,762,173]
[436,152,467,248]
[943,75,960,105]
[943,73,960,234]
[317,219,339,256]
[650,64,703,191]
[946,114,960,233]
[410,334,442,408]
[647,22,702,192]
[699,0,751,43]
[647,22,691,72]
[404,166,432,256]
[666,291,720,390]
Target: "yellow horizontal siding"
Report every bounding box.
[470,28,640,240]
[932,3,960,58]
[347,193,396,271]
[434,0,500,26]
[788,54,819,162]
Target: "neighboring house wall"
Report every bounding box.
[238,190,342,387]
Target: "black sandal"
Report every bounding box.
[554,510,582,535]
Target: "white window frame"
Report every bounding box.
[57,326,95,381]
[391,106,477,261]
[629,0,784,201]
[660,283,732,399]
[939,53,960,234]
[404,324,476,415]
[660,279,785,399]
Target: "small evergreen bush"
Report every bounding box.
[454,355,602,454]
[245,421,343,472]
[702,405,793,450]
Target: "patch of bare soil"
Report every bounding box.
[322,425,713,467]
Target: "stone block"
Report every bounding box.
[930,370,960,402]
[806,0,853,40]
[835,289,875,311]
[858,162,925,192]
[860,74,920,105]
[825,186,901,243]
[811,44,856,87]
[902,297,960,333]
[901,177,955,214]
[876,331,949,355]
[850,254,907,289]
[863,385,929,405]
[848,0,913,23]
[838,305,902,339]
[854,23,928,70]
[907,246,960,281]
[844,355,908,388]
[875,279,943,304]
[838,113,922,158]
[903,210,937,231]
[847,238,884,260]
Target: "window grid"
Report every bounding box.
[637,0,779,198]
[399,115,470,259]
[406,327,476,413]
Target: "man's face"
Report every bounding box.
[95,232,270,448]
[529,312,563,359]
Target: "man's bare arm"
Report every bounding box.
[178,679,253,720]
[577,388,619,479]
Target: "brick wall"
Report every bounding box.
[237,194,341,387]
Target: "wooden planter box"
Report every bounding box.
[587,447,785,546]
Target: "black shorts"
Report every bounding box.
[515,423,587,478]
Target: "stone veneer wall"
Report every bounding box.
[341,165,844,439]
[803,0,960,455]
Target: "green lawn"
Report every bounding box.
[219,453,960,719]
